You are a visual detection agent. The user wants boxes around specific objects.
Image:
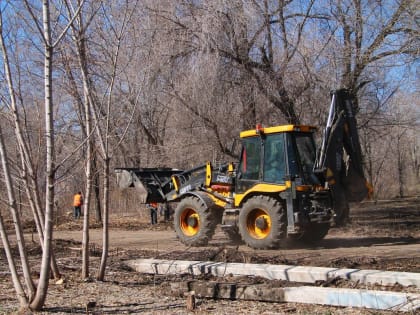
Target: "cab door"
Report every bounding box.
[262,134,287,184]
[236,136,262,194]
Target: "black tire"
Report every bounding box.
[173,195,217,246]
[296,223,330,243]
[238,196,286,249]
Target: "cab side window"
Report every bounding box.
[239,137,260,180]
[263,134,286,183]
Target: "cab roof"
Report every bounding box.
[240,125,317,138]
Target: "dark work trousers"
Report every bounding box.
[164,208,170,221]
[150,208,158,224]
[74,206,81,219]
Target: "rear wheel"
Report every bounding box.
[238,196,286,249]
[174,195,217,246]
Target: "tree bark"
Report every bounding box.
[0,213,28,308]
[1,3,61,281]
[93,154,102,223]
[77,16,94,280]
[397,133,405,198]
[0,124,35,299]
[97,158,110,280]
[30,1,55,309]
[81,93,93,279]
[0,126,29,309]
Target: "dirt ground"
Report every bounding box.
[0,197,419,314]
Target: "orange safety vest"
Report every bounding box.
[73,194,83,207]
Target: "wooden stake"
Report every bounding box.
[185,291,196,311]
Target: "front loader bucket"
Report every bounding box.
[115,168,182,203]
[115,169,149,203]
[115,169,135,189]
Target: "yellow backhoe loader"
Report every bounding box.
[115,89,371,249]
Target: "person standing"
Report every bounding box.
[147,202,158,225]
[163,202,171,222]
[73,191,83,219]
[159,202,169,222]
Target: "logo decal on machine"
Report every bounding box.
[180,185,192,194]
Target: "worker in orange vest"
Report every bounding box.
[73,191,83,219]
[147,202,158,224]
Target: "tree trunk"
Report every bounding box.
[73,9,94,279]
[0,213,28,308]
[30,1,54,309]
[397,134,404,198]
[412,141,419,181]
[0,5,61,281]
[93,155,102,223]
[0,127,29,309]
[20,159,61,280]
[81,83,93,280]
[97,158,110,281]
[0,125,35,299]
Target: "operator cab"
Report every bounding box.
[236,125,319,193]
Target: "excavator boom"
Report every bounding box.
[314,89,369,223]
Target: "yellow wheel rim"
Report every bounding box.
[180,208,200,236]
[246,209,271,239]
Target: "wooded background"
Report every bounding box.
[0,0,419,217]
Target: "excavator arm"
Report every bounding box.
[314,89,369,224]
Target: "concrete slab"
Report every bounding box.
[171,281,419,312]
[284,286,419,312]
[125,258,420,287]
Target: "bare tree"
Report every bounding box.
[94,1,138,281]
[389,92,419,197]
[63,0,138,281]
[25,0,83,310]
[0,0,85,309]
[149,0,326,125]
[327,0,418,98]
[64,0,97,280]
[0,124,30,310]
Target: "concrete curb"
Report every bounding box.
[170,281,419,312]
[126,259,420,312]
[282,286,418,311]
[125,258,420,287]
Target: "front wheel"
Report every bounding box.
[238,196,286,249]
[173,195,217,246]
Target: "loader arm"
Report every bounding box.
[314,89,369,224]
[115,163,234,205]
[115,167,183,203]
